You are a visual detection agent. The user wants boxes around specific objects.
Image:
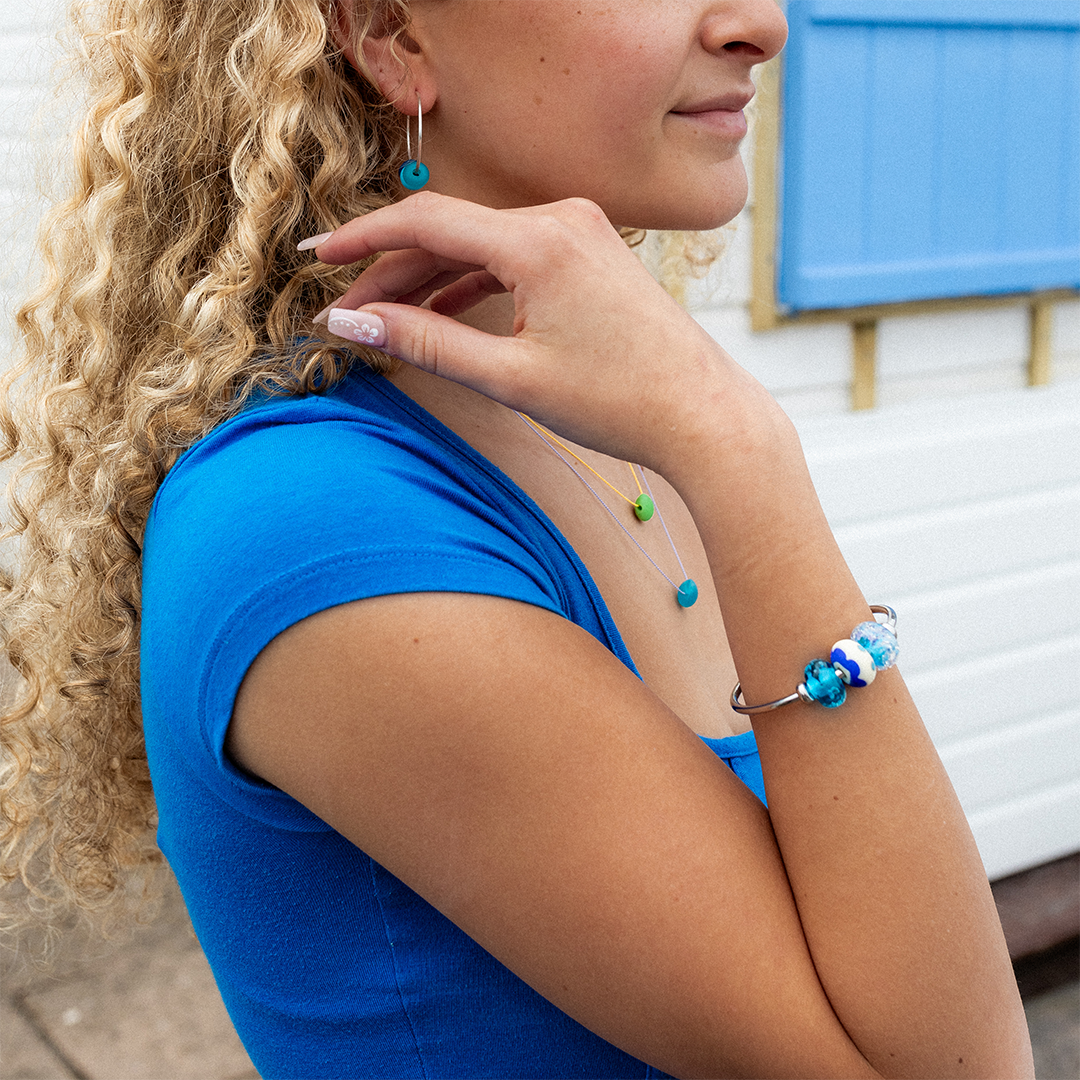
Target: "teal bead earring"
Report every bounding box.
[398,94,430,191]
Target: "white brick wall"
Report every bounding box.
[1,0,1077,880]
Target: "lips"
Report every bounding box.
[671,90,755,117]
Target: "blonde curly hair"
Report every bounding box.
[1,0,412,932]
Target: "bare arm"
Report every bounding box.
[229,194,1032,1079]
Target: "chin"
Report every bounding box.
[618,158,749,232]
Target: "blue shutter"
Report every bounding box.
[778,1,1080,312]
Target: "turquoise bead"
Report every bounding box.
[399,160,430,190]
[851,621,899,670]
[803,659,847,708]
[676,579,698,608]
[634,494,655,521]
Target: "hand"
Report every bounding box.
[308,193,755,470]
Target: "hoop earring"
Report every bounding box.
[398,94,430,191]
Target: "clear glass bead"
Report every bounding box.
[851,621,899,670]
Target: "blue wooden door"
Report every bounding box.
[778,1,1080,311]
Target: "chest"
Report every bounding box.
[386,368,747,739]
[506,437,746,740]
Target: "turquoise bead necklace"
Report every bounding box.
[517,414,698,608]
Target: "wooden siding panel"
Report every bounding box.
[801,381,1080,525]
[907,635,1080,746]
[938,709,1080,815]
[967,781,1080,878]
[833,485,1080,597]
[898,560,1080,674]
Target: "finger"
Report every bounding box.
[327,303,533,407]
[334,247,484,311]
[396,269,482,309]
[428,272,508,318]
[313,192,535,286]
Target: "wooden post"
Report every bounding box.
[750,58,782,332]
[851,320,877,411]
[1028,299,1053,387]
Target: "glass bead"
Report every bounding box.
[399,160,430,190]
[829,639,877,688]
[803,659,847,707]
[676,580,698,608]
[851,621,899,670]
[634,494,655,521]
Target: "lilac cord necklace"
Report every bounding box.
[515,413,698,608]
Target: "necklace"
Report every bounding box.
[516,414,699,608]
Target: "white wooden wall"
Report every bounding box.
[795,381,1080,879]
[3,1,1078,880]
[0,2,59,345]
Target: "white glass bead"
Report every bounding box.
[830,639,877,688]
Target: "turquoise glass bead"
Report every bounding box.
[399,160,430,190]
[634,494,655,521]
[803,659,847,708]
[851,621,899,670]
[676,579,698,608]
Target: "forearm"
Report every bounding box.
[664,377,1032,1079]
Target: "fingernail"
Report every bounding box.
[311,303,334,325]
[297,231,333,252]
[326,309,387,348]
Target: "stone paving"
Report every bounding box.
[2,876,256,1080]
[2,871,1077,1080]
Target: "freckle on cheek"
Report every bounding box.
[534,95,543,106]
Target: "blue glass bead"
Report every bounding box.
[803,659,847,707]
[676,579,698,608]
[830,639,877,688]
[399,160,430,190]
[851,621,899,670]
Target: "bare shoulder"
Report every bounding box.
[228,591,878,1079]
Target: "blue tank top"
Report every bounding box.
[140,363,766,1078]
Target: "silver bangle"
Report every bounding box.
[730,606,898,714]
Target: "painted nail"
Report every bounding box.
[311,303,334,325]
[297,231,333,251]
[326,309,387,348]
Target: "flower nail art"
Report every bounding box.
[326,310,386,348]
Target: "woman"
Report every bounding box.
[2,1,1033,1077]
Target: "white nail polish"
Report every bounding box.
[297,232,333,252]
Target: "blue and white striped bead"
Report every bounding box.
[830,639,877,688]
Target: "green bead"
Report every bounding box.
[634,494,654,521]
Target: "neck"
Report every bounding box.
[453,291,515,337]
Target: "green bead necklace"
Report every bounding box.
[517,414,698,608]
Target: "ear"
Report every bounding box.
[331,1,435,116]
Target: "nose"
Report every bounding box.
[702,0,788,65]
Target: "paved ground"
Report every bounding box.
[2,876,256,1080]
[2,872,1078,1080]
